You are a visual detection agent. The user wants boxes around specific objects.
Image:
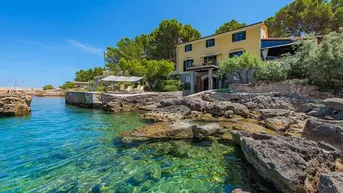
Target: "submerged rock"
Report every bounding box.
[0,94,32,116]
[319,172,343,193]
[121,120,222,141]
[231,188,249,193]
[233,131,341,193]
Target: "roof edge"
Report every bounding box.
[178,21,263,46]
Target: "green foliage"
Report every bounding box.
[105,36,147,64]
[284,30,343,91]
[162,85,179,92]
[87,80,104,92]
[215,20,246,34]
[119,59,174,90]
[59,81,75,90]
[265,0,334,37]
[254,61,290,82]
[43,84,54,90]
[96,85,104,92]
[156,80,184,92]
[105,19,200,73]
[75,67,104,82]
[149,19,201,60]
[219,52,262,81]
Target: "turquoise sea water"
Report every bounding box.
[0,97,257,193]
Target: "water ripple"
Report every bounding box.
[0,97,252,193]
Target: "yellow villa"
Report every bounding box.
[175,22,298,94]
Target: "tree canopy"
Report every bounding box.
[59,81,75,90]
[74,67,104,82]
[290,30,343,90]
[219,52,262,82]
[265,0,337,37]
[43,84,54,90]
[119,58,174,89]
[215,20,246,34]
[105,19,201,68]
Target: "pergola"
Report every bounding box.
[101,76,144,91]
[101,76,144,82]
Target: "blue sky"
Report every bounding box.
[0,0,293,88]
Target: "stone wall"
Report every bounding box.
[230,83,333,99]
[65,92,102,108]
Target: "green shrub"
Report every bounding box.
[43,84,54,90]
[155,79,184,92]
[255,61,289,83]
[97,86,104,92]
[163,85,179,92]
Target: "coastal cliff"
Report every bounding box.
[0,94,32,116]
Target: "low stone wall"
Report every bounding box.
[101,92,182,112]
[231,83,333,99]
[65,92,102,108]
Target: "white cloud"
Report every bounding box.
[18,40,56,48]
[18,39,104,56]
[67,39,103,55]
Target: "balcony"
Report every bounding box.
[186,61,220,72]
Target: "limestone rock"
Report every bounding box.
[206,101,232,116]
[264,117,297,131]
[236,131,341,193]
[295,103,325,113]
[185,111,219,122]
[231,188,249,193]
[307,107,332,117]
[161,97,209,112]
[324,98,343,111]
[303,119,343,151]
[182,97,208,112]
[319,172,343,193]
[192,123,222,138]
[142,105,191,122]
[206,101,249,117]
[259,109,291,118]
[138,104,158,111]
[0,94,32,116]
[104,102,122,113]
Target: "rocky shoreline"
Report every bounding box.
[65,84,343,192]
[0,94,32,116]
[119,91,343,192]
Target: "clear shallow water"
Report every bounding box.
[0,97,253,193]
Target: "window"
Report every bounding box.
[206,39,215,48]
[232,31,246,42]
[204,55,217,64]
[229,51,244,58]
[185,44,192,52]
[183,59,193,71]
